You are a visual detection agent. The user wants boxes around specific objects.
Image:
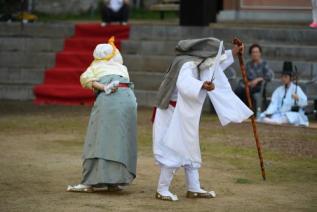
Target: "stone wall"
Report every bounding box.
[34,0,98,15]
[142,0,159,9]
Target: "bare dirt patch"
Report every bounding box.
[0,101,316,211]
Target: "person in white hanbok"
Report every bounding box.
[310,0,317,28]
[259,61,309,127]
[153,38,253,201]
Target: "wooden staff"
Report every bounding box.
[232,37,266,180]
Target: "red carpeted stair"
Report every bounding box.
[33,23,130,105]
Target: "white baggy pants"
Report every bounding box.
[157,165,201,193]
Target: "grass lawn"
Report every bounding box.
[0,101,316,212]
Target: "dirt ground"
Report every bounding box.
[0,101,316,212]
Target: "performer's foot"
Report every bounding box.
[155,191,178,201]
[186,189,216,199]
[90,185,108,192]
[66,184,93,193]
[309,22,317,28]
[107,185,123,192]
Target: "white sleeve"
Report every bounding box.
[219,50,234,71]
[176,62,205,102]
[80,67,97,89]
[264,89,279,114]
[296,86,308,107]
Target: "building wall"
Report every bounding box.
[223,0,312,11]
[239,0,311,10]
[219,0,313,22]
[33,0,97,15]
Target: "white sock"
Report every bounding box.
[185,167,202,192]
[157,166,176,195]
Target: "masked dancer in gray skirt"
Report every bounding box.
[67,37,137,192]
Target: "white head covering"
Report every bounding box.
[93,43,123,64]
[80,37,129,89]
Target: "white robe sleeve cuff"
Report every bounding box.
[220,50,234,71]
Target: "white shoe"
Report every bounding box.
[208,190,216,198]
[187,189,216,198]
[121,22,127,26]
[156,191,178,201]
[66,184,93,192]
[100,22,107,27]
[199,188,216,197]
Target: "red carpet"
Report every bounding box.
[33,23,130,105]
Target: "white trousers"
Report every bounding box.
[157,165,201,193]
[262,116,288,125]
[184,166,202,192]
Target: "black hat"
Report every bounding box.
[281,61,293,77]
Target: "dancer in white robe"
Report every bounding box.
[153,38,253,201]
[259,62,309,127]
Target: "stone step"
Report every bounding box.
[264,79,317,99]
[0,68,235,92]
[305,82,317,98]
[0,22,74,38]
[123,54,317,80]
[129,25,317,45]
[130,72,164,91]
[0,37,65,52]
[129,69,238,91]
[1,81,314,103]
[230,61,317,80]
[121,40,178,55]
[124,54,172,73]
[134,84,317,109]
[134,89,157,107]
[0,68,44,85]
[0,84,34,100]
[134,89,213,111]
[122,40,317,61]
[0,52,56,68]
[211,27,317,46]
[130,70,316,99]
